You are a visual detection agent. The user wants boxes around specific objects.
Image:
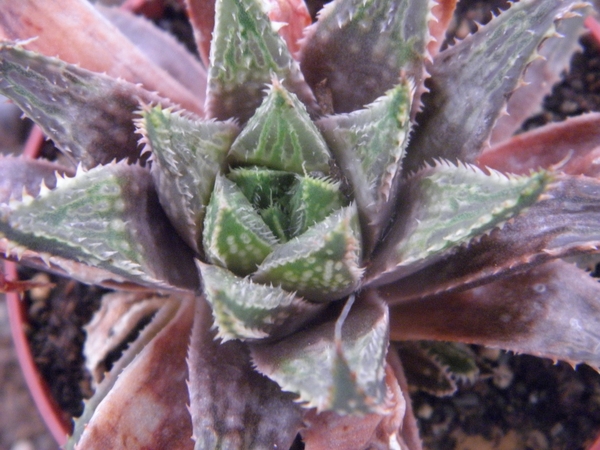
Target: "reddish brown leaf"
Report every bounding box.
[73,297,195,449]
[0,0,203,114]
[389,260,600,368]
[188,298,303,449]
[428,0,457,56]
[479,112,600,177]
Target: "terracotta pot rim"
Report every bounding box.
[4,261,71,446]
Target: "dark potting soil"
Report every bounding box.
[13,1,600,449]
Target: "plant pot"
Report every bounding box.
[4,261,71,446]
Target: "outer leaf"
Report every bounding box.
[203,175,278,276]
[0,43,169,169]
[206,0,316,122]
[389,260,600,369]
[489,9,587,144]
[140,106,238,253]
[317,81,412,251]
[0,163,199,291]
[68,296,194,450]
[479,112,600,177]
[253,204,363,302]
[188,297,303,450]
[199,263,321,341]
[378,175,600,301]
[396,341,479,396]
[185,0,216,67]
[369,162,548,286]
[251,293,389,414]
[301,356,407,449]
[404,0,589,171]
[0,156,70,204]
[299,0,430,113]
[83,291,167,385]
[98,5,208,99]
[227,82,331,175]
[0,0,203,114]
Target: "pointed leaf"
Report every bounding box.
[301,348,417,450]
[489,9,587,144]
[84,291,167,385]
[370,162,548,285]
[0,43,168,168]
[140,106,238,252]
[0,156,69,204]
[404,0,589,171]
[188,297,303,449]
[378,175,600,301]
[317,81,412,250]
[227,166,296,210]
[203,175,277,275]
[0,0,203,114]
[228,82,331,174]
[253,205,363,302]
[428,0,457,56]
[68,297,194,450]
[206,0,315,122]
[98,5,208,100]
[389,260,600,369]
[397,341,478,396]
[288,176,347,237]
[199,263,322,341]
[186,0,216,67]
[479,112,600,177]
[300,0,430,113]
[0,163,199,291]
[251,293,389,414]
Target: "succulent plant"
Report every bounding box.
[1,0,600,448]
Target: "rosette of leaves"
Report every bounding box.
[1,0,600,448]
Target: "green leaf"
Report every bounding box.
[0,42,168,168]
[404,0,590,171]
[370,162,549,284]
[140,106,238,253]
[199,263,321,341]
[318,81,412,249]
[203,175,277,276]
[0,163,199,291]
[251,293,389,414]
[378,174,600,302]
[253,204,363,302]
[227,166,295,210]
[288,176,347,237]
[227,82,331,175]
[206,0,316,123]
[300,0,430,113]
[397,341,479,396]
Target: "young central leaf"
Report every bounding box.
[203,175,278,276]
[253,205,363,302]
[227,82,332,175]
